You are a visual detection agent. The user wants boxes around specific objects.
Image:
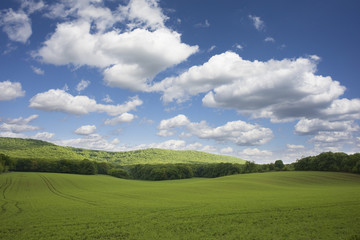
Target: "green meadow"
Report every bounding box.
[1,171,359,240]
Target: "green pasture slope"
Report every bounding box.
[0,137,245,165]
[1,171,360,240]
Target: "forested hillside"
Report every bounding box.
[0,137,246,165]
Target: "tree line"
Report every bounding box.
[2,151,359,180]
[0,154,107,175]
[293,152,360,173]
[0,153,287,179]
[107,160,287,180]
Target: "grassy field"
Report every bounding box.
[1,171,360,240]
[0,137,245,165]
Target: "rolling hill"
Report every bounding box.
[0,137,246,165]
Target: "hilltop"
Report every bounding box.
[0,137,246,165]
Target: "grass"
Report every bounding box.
[0,137,246,165]
[1,171,360,239]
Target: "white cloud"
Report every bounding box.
[157,114,190,136]
[320,98,360,121]
[29,89,142,116]
[157,114,273,146]
[35,0,198,92]
[238,148,273,163]
[0,80,25,101]
[265,37,275,42]
[74,125,97,135]
[195,19,210,28]
[286,144,305,150]
[240,148,273,156]
[0,132,27,138]
[34,131,55,140]
[102,94,113,103]
[201,145,217,153]
[119,0,168,30]
[44,0,119,31]
[188,120,274,146]
[249,14,265,31]
[21,0,45,14]
[208,45,216,52]
[143,139,207,152]
[235,44,243,50]
[294,118,359,135]
[63,84,69,91]
[310,131,352,144]
[308,131,355,153]
[31,66,45,75]
[0,115,39,133]
[220,147,234,154]
[104,112,136,125]
[153,51,348,123]
[0,9,32,43]
[56,134,121,151]
[76,79,90,92]
[146,139,187,150]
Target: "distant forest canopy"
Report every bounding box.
[293,152,360,173]
[1,151,359,181]
[0,153,284,180]
[0,137,245,165]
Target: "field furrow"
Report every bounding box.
[38,174,97,206]
[0,177,10,213]
[0,176,22,215]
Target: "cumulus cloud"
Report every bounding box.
[153,51,348,123]
[74,125,97,135]
[104,112,136,125]
[0,1,44,43]
[238,148,273,162]
[35,0,198,92]
[310,131,352,144]
[0,9,32,43]
[157,114,190,137]
[76,79,90,92]
[157,114,273,146]
[308,131,355,153]
[220,147,234,154]
[294,118,359,135]
[140,139,209,152]
[29,89,142,116]
[0,80,25,101]
[119,0,168,30]
[240,148,273,157]
[34,131,55,140]
[320,98,360,121]
[0,115,39,133]
[249,14,265,31]
[56,134,121,151]
[21,0,45,14]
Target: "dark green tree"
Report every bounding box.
[274,160,285,170]
[79,159,97,175]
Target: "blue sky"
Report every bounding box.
[0,0,359,163]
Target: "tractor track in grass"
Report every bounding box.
[38,174,97,206]
[0,176,22,215]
